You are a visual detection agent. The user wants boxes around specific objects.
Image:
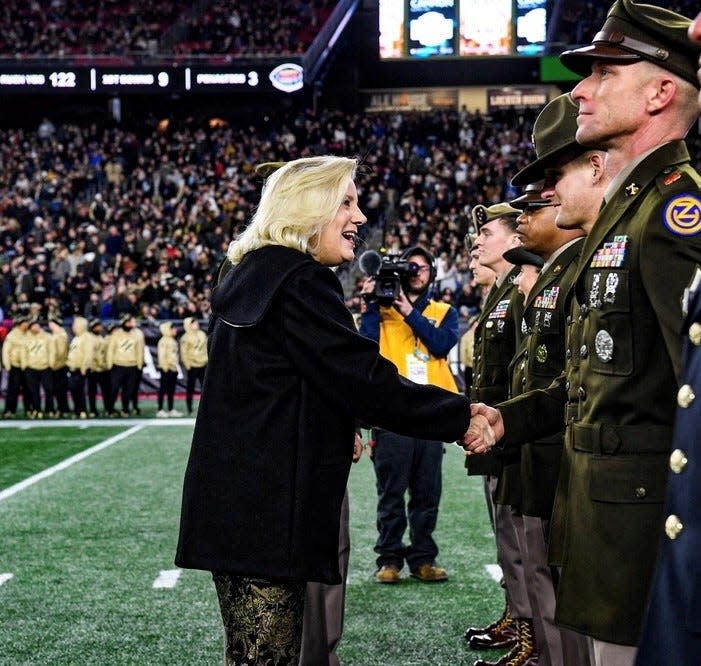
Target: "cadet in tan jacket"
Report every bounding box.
[2,314,31,417]
[87,319,111,417]
[106,314,144,416]
[157,321,180,418]
[180,316,208,415]
[48,313,70,418]
[23,317,55,418]
[67,316,93,418]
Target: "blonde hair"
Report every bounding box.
[227,155,358,266]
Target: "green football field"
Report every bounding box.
[0,421,507,665]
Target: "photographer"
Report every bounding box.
[359,246,460,583]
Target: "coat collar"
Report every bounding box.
[577,140,690,273]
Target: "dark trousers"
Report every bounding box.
[300,490,350,666]
[157,370,177,411]
[4,366,31,414]
[110,365,136,414]
[372,429,444,571]
[25,368,54,414]
[212,573,305,666]
[88,370,111,414]
[68,371,87,415]
[131,366,143,411]
[52,367,70,414]
[185,366,205,413]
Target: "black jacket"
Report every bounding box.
[175,246,470,583]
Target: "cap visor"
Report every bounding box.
[560,44,642,77]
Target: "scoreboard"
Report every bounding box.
[0,62,305,94]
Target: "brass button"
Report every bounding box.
[689,322,701,346]
[678,384,696,408]
[580,345,588,359]
[635,487,647,499]
[578,386,586,401]
[566,349,571,360]
[665,514,683,540]
[486,320,494,329]
[670,449,688,474]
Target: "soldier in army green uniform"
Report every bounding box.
[496,95,592,666]
[469,2,701,664]
[463,203,537,666]
[636,9,701,666]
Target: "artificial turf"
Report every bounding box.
[0,424,506,665]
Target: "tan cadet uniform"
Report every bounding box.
[498,4,701,649]
[2,315,30,416]
[465,203,533,660]
[106,315,144,415]
[180,317,208,415]
[130,321,146,414]
[89,321,112,415]
[48,315,70,417]
[67,316,93,417]
[23,318,55,417]
[157,322,180,416]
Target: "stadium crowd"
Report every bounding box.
[0,0,337,59]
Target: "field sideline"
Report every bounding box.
[0,421,506,665]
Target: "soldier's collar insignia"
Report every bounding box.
[663,194,701,237]
[625,183,640,197]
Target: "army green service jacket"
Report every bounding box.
[467,266,522,477]
[498,140,701,644]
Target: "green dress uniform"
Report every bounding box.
[500,239,584,519]
[469,265,534,629]
[468,266,522,477]
[499,141,701,645]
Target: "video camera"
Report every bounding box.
[358,250,421,307]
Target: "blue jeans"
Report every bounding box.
[372,429,444,571]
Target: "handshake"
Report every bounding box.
[460,403,505,454]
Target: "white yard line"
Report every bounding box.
[485,564,503,583]
[0,573,13,586]
[153,569,182,589]
[0,425,146,502]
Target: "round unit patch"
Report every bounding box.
[663,194,701,236]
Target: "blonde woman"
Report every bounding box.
[175,156,475,665]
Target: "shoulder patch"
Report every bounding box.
[662,193,701,236]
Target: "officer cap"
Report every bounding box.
[512,94,582,187]
[510,181,552,210]
[471,202,521,230]
[106,322,117,333]
[88,318,102,332]
[560,0,701,88]
[28,315,40,326]
[502,247,545,269]
[254,162,286,178]
[14,314,27,324]
[119,312,132,326]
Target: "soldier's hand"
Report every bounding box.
[462,403,504,454]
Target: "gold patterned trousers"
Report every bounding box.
[212,572,305,666]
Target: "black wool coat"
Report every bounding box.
[175,245,470,584]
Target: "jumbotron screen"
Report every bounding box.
[379,0,547,59]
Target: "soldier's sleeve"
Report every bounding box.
[496,372,568,449]
[641,174,701,381]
